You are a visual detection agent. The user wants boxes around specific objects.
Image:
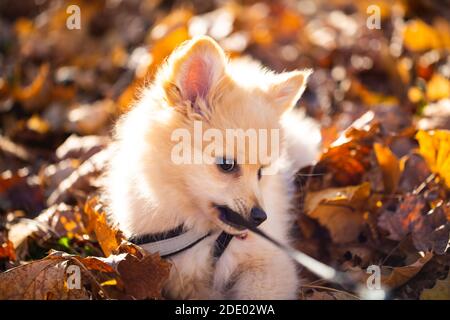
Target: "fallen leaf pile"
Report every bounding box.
[0,0,449,300]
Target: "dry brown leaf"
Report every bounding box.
[55,134,109,161]
[317,112,377,186]
[420,271,450,300]
[379,192,450,254]
[0,169,45,215]
[0,250,146,299]
[345,252,433,291]
[47,148,110,205]
[117,253,171,300]
[65,100,115,135]
[305,182,370,243]
[398,153,432,192]
[0,252,91,299]
[378,194,425,241]
[411,204,450,255]
[382,252,433,289]
[40,159,81,195]
[36,203,86,238]
[302,288,358,300]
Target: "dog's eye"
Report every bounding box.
[257,168,262,180]
[217,158,238,173]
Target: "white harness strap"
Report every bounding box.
[136,229,211,257]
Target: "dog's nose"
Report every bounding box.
[250,207,267,226]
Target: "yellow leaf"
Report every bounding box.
[403,20,441,52]
[416,130,450,188]
[427,74,450,102]
[101,279,118,286]
[408,86,424,103]
[27,115,50,134]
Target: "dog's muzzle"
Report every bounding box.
[249,206,267,226]
[217,205,267,229]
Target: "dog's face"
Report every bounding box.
[156,36,309,234]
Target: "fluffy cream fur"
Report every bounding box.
[105,36,320,299]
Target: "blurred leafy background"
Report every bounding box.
[0,0,449,300]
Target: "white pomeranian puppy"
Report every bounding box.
[105,36,320,299]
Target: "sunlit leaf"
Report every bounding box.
[403,20,442,52]
[305,183,370,243]
[374,143,400,193]
[416,130,450,188]
[84,197,123,257]
[426,74,450,102]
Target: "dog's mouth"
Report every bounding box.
[213,204,267,238]
[214,205,248,236]
[216,205,247,230]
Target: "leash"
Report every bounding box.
[130,212,387,299]
[220,209,388,300]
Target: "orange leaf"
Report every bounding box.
[12,64,49,102]
[0,240,16,262]
[84,197,123,257]
[374,143,400,193]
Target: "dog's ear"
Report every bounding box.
[267,70,311,114]
[163,36,226,113]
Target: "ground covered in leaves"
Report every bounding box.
[0,0,449,300]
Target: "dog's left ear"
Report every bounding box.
[163,36,227,113]
[267,70,312,114]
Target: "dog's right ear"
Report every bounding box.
[162,36,227,114]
